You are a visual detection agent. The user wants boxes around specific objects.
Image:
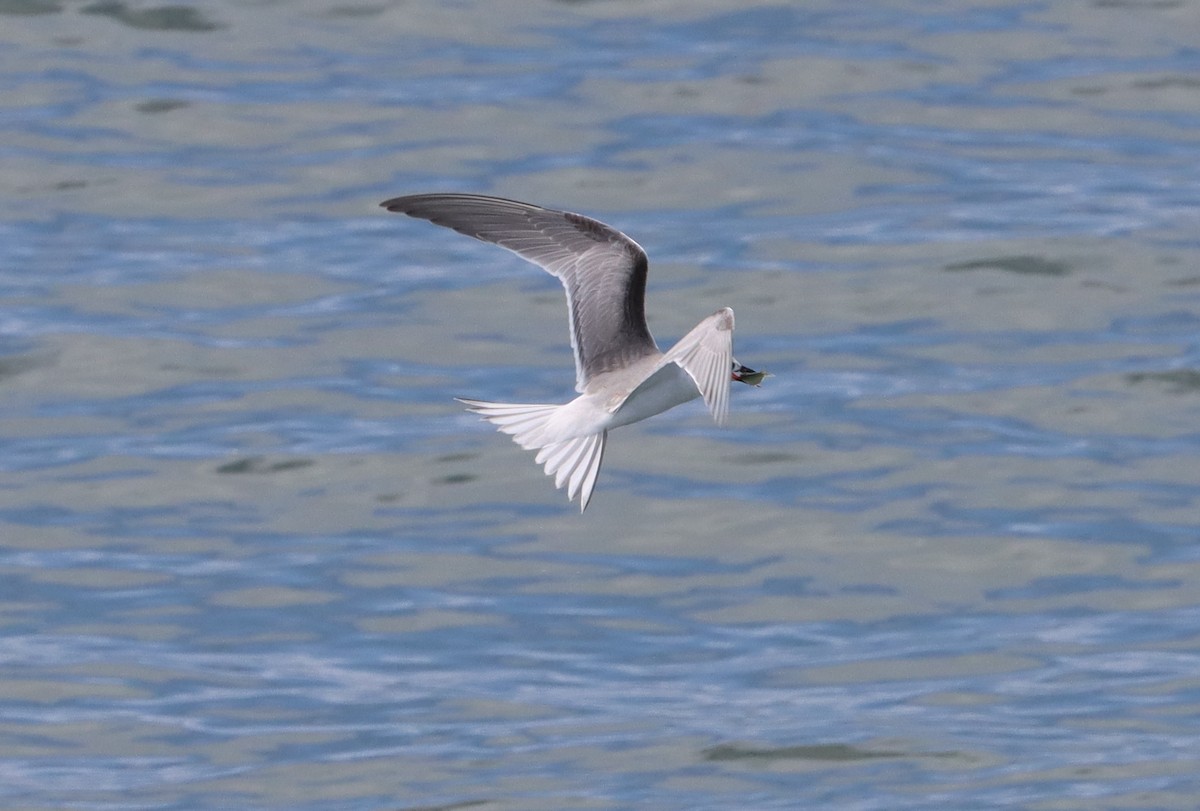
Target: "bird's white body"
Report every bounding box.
[381,193,757,511]
[472,341,709,447]
[608,360,703,429]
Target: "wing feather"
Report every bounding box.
[656,307,735,426]
[382,194,659,390]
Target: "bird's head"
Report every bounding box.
[731,360,768,387]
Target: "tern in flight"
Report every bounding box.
[381,194,765,512]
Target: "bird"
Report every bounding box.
[380,193,765,512]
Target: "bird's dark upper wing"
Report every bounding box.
[381,193,659,391]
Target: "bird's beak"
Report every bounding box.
[732,363,768,387]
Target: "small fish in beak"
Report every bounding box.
[732,361,768,387]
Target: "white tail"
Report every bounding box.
[457,398,608,511]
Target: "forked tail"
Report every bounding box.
[456,398,608,511]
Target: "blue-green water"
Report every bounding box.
[2,2,1199,808]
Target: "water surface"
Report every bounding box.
[2,1,1199,809]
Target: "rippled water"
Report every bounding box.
[2,1,1199,809]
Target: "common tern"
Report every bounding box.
[381,193,764,511]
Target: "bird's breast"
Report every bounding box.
[606,363,700,429]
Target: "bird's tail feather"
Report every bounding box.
[457,398,608,511]
[534,431,607,512]
[456,398,560,449]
